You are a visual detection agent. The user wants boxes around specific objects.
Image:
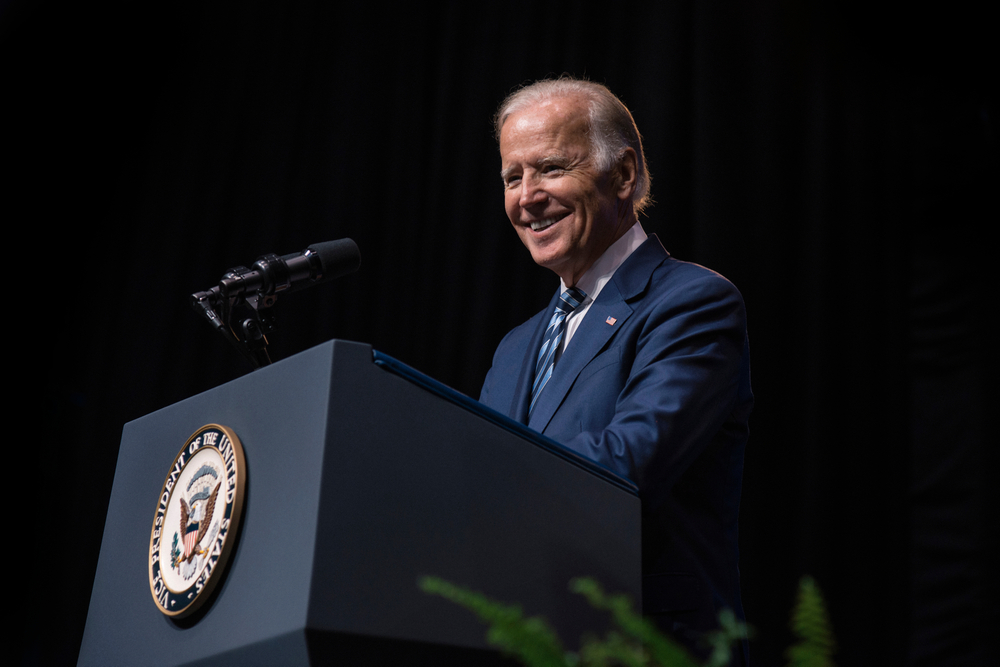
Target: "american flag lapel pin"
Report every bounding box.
[606,316,617,326]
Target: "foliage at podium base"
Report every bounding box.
[419,575,835,667]
[785,577,836,667]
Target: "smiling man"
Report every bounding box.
[499,92,639,286]
[480,78,753,663]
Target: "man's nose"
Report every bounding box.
[519,175,547,207]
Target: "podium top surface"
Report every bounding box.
[372,349,638,495]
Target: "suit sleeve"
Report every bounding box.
[560,271,751,492]
[479,325,523,408]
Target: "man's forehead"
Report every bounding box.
[500,97,590,161]
[502,95,588,134]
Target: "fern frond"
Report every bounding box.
[785,576,836,667]
[419,575,569,667]
[578,629,651,667]
[570,577,701,667]
[702,609,752,667]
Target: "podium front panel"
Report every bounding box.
[79,340,640,666]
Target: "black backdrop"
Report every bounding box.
[13,0,995,664]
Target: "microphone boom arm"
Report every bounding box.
[190,239,360,370]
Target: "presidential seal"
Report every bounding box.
[148,424,246,618]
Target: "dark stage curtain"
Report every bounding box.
[13,0,994,664]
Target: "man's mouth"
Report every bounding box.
[529,217,559,232]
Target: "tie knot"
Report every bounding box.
[557,286,586,314]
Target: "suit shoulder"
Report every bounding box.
[651,256,745,303]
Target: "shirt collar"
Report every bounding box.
[560,222,647,304]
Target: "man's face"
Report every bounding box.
[499,96,627,286]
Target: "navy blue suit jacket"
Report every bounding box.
[480,234,752,644]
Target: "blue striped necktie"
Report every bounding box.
[529,286,586,418]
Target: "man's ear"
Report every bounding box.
[615,147,638,201]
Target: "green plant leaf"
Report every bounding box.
[785,576,836,667]
[419,576,569,667]
[569,577,701,667]
[701,608,752,667]
[420,575,770,667]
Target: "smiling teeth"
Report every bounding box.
[530,219,556,231]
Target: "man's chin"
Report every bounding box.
[524,244,565,270]
[529,251,576,283]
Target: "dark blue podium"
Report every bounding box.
[79,340,640,666]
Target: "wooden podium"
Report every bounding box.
[79,340,641,666]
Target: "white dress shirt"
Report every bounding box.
[560,222,647,352]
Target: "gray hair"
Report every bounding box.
[494,77,652,215]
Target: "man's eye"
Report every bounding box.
[504,176,521,187]
[542,165,565,174]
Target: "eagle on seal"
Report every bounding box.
[179,481,221,563]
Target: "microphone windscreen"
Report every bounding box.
[308,239,361,279]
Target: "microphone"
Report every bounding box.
[217,238,361,298]
[190,238,360,369]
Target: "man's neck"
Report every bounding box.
[560,223,648,300]
[557,222,647,351]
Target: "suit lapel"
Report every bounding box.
[527,290,633,432]
[526,235,670,433]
